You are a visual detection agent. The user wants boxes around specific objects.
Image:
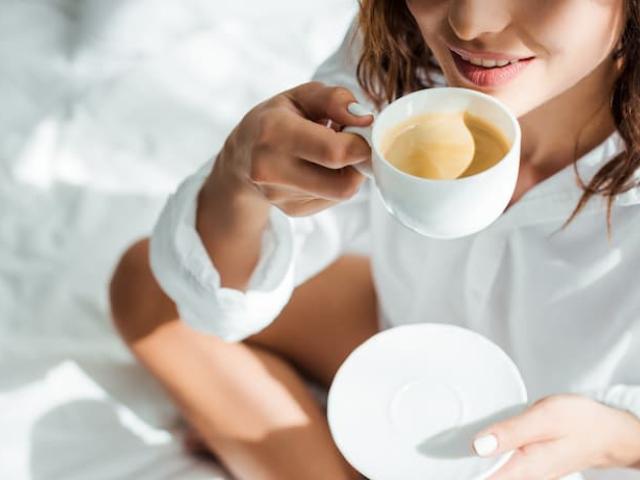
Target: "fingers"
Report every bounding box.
[282,113,371,169]
[279,197,339,217]
[248,115,368,206]
[257,161,364,202]
[259,186,338,217]
[242,82,374,215]
[488,440,579,480]
[474,400,559,457]
[292,161,365,200]
[285,82,374,127]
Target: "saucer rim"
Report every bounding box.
[327,323,529,480]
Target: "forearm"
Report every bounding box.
[196,149,271,291]
[147,155,297,341]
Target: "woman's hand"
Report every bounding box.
[472,394,640,479]
[208,81,373,217]
[196,81,373,290]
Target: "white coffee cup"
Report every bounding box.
[345,87,521,239]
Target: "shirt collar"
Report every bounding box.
[491,130,640,230]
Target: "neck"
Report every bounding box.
[518,56,620,174]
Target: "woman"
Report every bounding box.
[110,1,640,478]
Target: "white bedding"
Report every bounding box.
[0,1,355,478]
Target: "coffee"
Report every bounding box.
[381,112,510,180]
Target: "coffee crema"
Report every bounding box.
[381,112,511,180]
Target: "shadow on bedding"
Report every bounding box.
[29,399,231,480]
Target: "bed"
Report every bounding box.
[0,0,354,478]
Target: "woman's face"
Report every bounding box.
[406,0,625,117]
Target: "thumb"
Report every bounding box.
[285,81,374,127]
[473,401,560,457]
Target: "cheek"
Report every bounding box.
[513,1,624,110]
[522,1,623,61]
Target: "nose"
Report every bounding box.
[448,0,512,41]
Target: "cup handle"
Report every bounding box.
[343,125,374,179]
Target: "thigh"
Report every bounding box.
[112,240,363,479]
[246,255,379,389]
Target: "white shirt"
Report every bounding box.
[150,24,640,479]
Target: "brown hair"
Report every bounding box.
[355,0,640,228]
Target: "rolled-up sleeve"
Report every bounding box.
[149,160,298,341]
[148,19,373,341]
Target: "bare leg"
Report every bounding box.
[110,240,378,480]
[246,254,378,389]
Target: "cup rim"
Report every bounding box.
[371,87,521,184]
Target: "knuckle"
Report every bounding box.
[335,189,353,201]
[305,80,325,91]
[255,114,280,146]
[496,422,516,441]
[285,81,325,106]
[268,95,289,110]
[326,142,348,167]
[533,395,563,414]
[294,81,324,94]
[336,173,361,200]
[260,186,285,203]
[329,86,350,103]
[347,175,363,196]
[348,137,372,161]
[249,154,271,183]
[274,203,290,216]
[276,202,300,217]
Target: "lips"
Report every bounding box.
[450,50,535,88]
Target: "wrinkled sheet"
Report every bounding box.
[0,0,355,478]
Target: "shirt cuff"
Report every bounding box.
[582,384,640,421]
[149,160,296,342]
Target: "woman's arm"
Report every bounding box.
[149,82,372,343]
[149,19,375,343]
[194,81,372,292]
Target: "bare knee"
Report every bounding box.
[109,238,177,343]
[109,243,361,480]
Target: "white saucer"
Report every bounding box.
[327,323,528,480]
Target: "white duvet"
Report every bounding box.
[0,1,355,478]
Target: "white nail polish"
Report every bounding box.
[473,434,498,457]
[348,102,373,117]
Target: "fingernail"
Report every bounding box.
[348,102,373,117]
[473,434,498,457]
